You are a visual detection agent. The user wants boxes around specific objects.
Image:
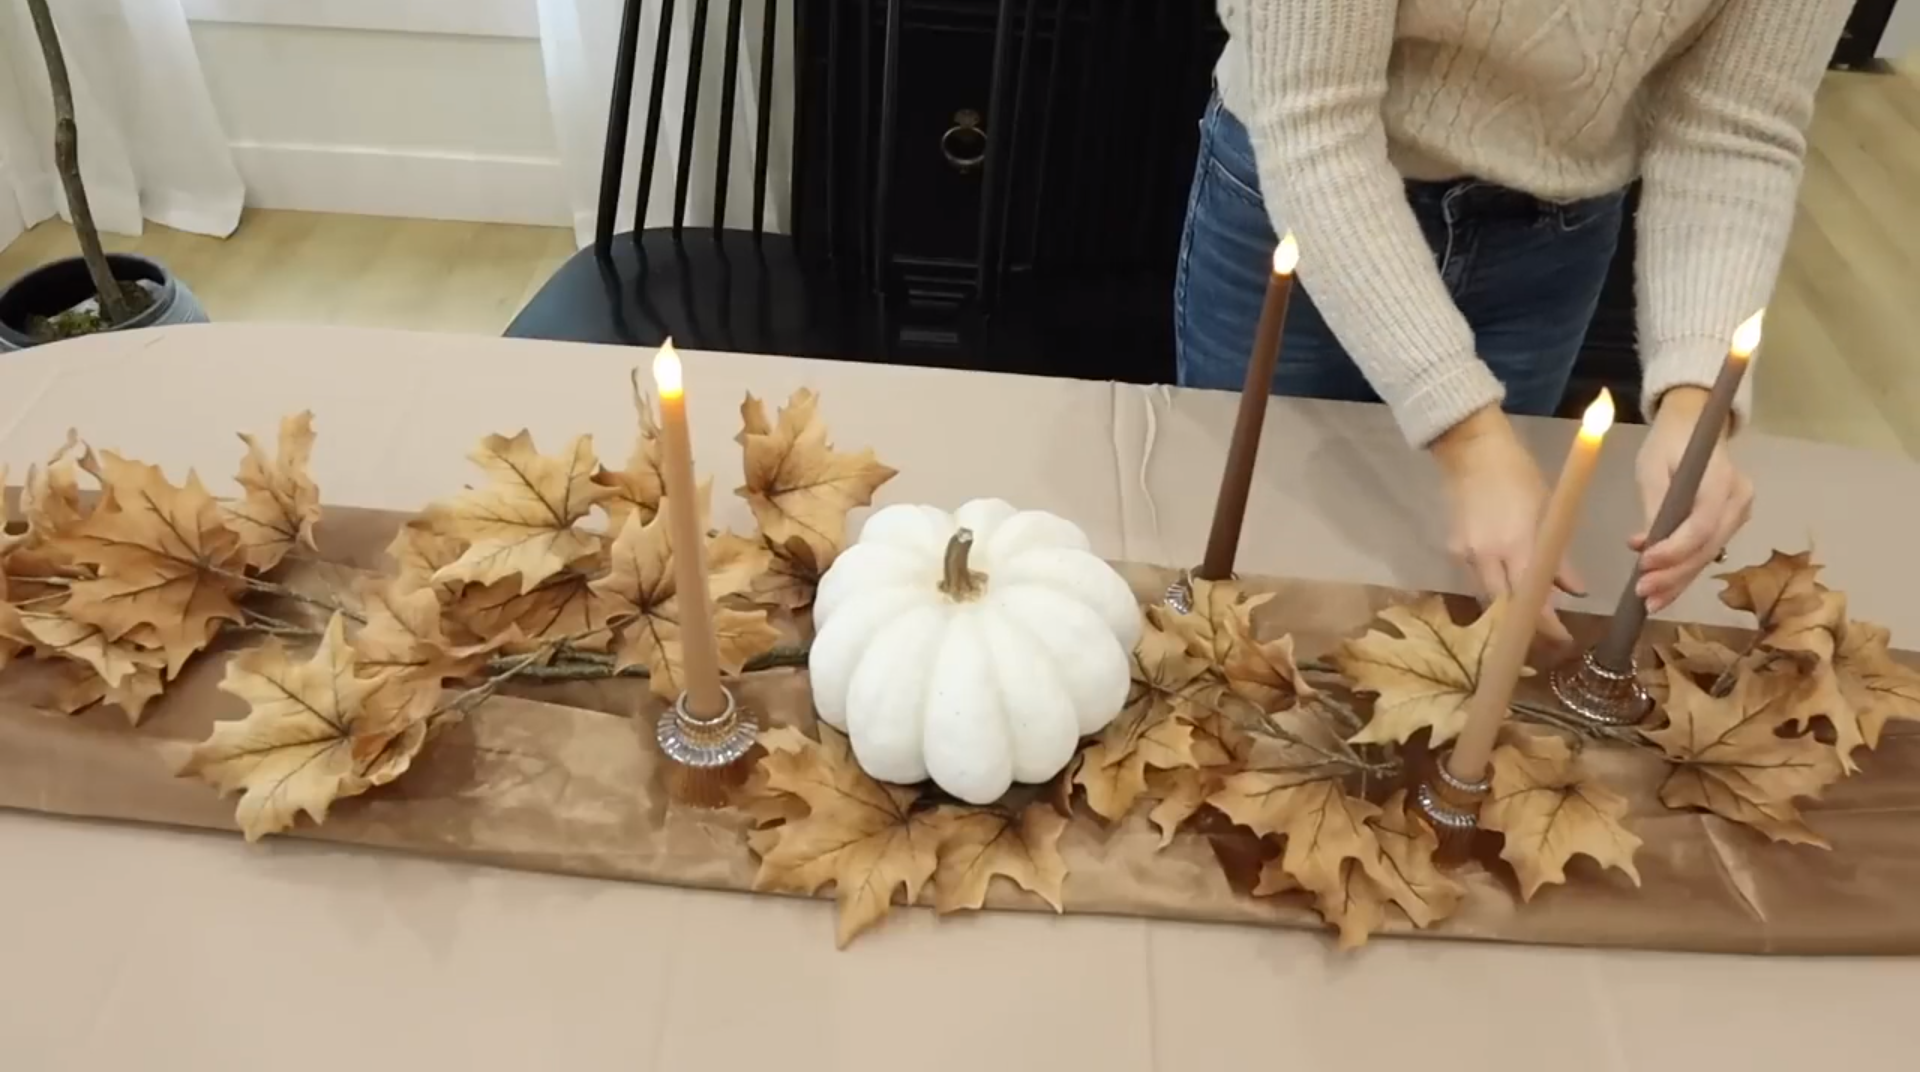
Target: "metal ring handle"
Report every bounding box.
[941,110,987,173]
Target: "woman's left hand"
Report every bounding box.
[1632,386,1755,613]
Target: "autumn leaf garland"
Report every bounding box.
[0,415,324,721]
[7,366,1920,953]
[0,386,898,841]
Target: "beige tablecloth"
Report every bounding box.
[3,324,1916,1072]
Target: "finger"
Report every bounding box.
[1554,560,1588,598]
[1646,465,1754,591]
[1472,553,1511,606]
[1537,601,1573,646]
[1640,538,1719,609]
[1640,470,1732,573]
[1505,555,1574,646]
[1642,510,1744,613]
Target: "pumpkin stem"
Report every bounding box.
[940,528,986,600]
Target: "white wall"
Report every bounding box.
[182,0,571,227]
[170,0,1920,232]
[1885,0,1920,60]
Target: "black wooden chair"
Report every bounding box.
[506,0,874,356]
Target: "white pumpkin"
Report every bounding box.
[810,498,1142,805]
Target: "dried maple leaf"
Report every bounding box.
[1301,802,1464,951]
[1315,861,1394,950]
[103,664,165,723]
[736,389,896,566]
[0,568,22,672]
[1718,549,1825,629]
[353,576,503,679]
[591,512,779,699]
[429,431,615,594]
[1645,627,1744,704]
[1758,588,1847,660]
[1076,628,1207,821]
[1147,578,1250,667]
[1144,701,1289,846]
[1368,790,1465,928]
[1149,579,1316,713]
[0,463,21,558]
[1664,627,1743,681]
[748,534,827,611]
[387,518,468,587]
[351,669,447,786]
[1646,666,1845,847]
[736,748,813,826]
[1223,624,1315,713]
[223,412,322,572]
[748,726,942,947]
[47,661,109,715]
[1834,620,1920,748]
[1479,729,1642,899]
[1145,767,1219,847]
[1336,596,1518,748]
[593,372,668,530]
[1209,765,1378,907]
[179,615,401,841]
[1211,765,1425,945]
[1,548,73,663]
[20,430,97,550]
[15,608,168,723]
[931,803,1070,913]
[1210,716,1457,945]
[446,570,620,656]
[52,452,247,677]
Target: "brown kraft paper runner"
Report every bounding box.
[4,506,1919,955]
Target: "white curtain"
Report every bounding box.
[536,0,796,248]
[0,0,242,253]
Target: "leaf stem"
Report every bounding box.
[232,621,323,639]
[215,565,368,625]
[1510,699,1652,748]
[481,644,811,681]
[1208,688,1400,778]
[1709,634,1767,698]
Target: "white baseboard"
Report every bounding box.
[229,142,571,227]
[181,0,538,39]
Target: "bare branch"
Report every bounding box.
[23,0,131,324]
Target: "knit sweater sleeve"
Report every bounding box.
[1237,1,1504,447]
[1635,0,1852,422]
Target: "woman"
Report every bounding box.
[1176,0,1851,638]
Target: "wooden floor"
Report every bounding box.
[2,62,1917,454]
[0,212,577,337]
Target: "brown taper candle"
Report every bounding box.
[1198,233,1299,581]
[1447,391,1616,783]
[651,341,728,717]
[1592,311,1763,673]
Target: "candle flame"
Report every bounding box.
[1579,388,1615,442]
[652,339,683,399]
[1730,310,1764,361]
[1272,232,1300,276]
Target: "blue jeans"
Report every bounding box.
[1175,94,1626,415]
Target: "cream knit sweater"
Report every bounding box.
[1214,0,1852,446]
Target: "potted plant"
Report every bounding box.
[0,0,206,351]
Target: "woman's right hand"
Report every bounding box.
[1429,407,1585,644]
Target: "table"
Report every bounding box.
[3,324,1917,1072]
